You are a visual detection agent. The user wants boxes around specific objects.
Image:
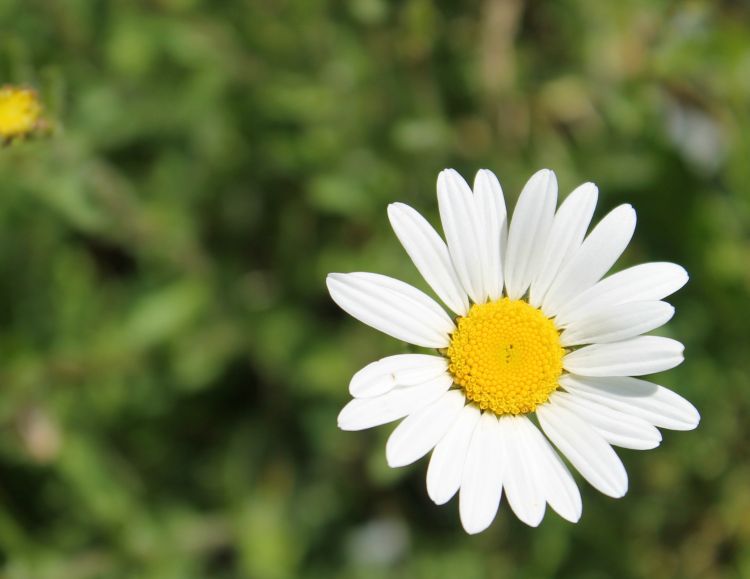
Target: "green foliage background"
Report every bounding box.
[1,0,749,577]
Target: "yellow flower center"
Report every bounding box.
[0,86,42,139]
[447,298,564,415]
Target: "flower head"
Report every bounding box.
[0,85,44,141]
[327,168,699,534]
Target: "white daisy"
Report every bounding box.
[327,168,699,534]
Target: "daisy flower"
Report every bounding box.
[327,168,700,534]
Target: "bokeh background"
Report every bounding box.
[1,0,749,577]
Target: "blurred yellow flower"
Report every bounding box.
[0,85,43,140]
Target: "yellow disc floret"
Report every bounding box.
[0,86,43,139]
[447,298,564,415]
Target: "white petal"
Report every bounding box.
[349,354,449,398]
[427,404,481,505]
[473,169,508,301]
[497,416,546,527]
[560,301,675,346]
[327,272,454,348]
[555,262,689,327]
[386,390,466,467]
[337,374,453,431]
[518,416,582,523]
[459,412,504,534]
[564,336,684,377]
[529,182,598,307]
[504,169,558,300]
[537,400,628,498]
[551,392,662,450]
[543,204,636,316]
[437,169,486,303]
[388,203,470,315]
[559,374,700,431]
